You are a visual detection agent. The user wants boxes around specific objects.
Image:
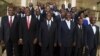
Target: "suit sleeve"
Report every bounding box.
[38,23,42,42]
[54,24,57,43]
[35,19,39,38]
[0,17,4,41]
[58,22,61,44]
[73,27,77,44]
[84,27,88,46]
[19,18,23,39]
[97,27,99,46]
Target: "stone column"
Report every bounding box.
[71,0,76,7]
[21,0,27,7]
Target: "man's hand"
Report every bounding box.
[85,45,89,50]
[0,40,5,48]
[73,42,76,47]
[59,43,62,47]
[39,42,42,47]
[18,38,23,45]
[33,38,37,44]
[54,43,57,47]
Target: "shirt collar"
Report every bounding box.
[46,17,54,23]
[65,19,71,22]
[51,17,54,21]
[90,24,96,27]
[8,15,15,19]
[27,15,32,19]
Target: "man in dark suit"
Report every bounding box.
[34,6,45,56]
[66,3,72,12]
[85,17,99,56]
[74,18,85,56]
[34,7,44,24]
[19,7,38,56]
[29,3,34,17]
[58,12,75,56]
[0,6,20,56]
[39,11,57,56]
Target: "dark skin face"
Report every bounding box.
[35,8,40,16]
[61,10,66,18]
[29,3,33,7]
[68,3,71,8]
[46,12,52,21]
[61,4,65,9]
[8,7,14,16]
[90,17,96,25]
[45,6,51,12]
[78,18,83,25]
[25,8,31,16]
[16,7,21,14]
[65,12,72,21]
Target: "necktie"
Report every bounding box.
[9,16,12,27]
[48,21,51,30]
[80,25,82,30]
[27,16,30,29]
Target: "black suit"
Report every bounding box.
[0,16,19,56]
[35,14,45,28]
[58,20,75,56]
[39,19,57,56]
[30,7,34,17]
[74,25,85,56]
[66,8,72,12]
[85,24,99,56]
[19,15,38,56]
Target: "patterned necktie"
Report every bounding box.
[27,16,30,29]
[9,16,12,27]
[48,21,51,30]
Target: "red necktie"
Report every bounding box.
[9,16,12,27]
[27,16,30,29]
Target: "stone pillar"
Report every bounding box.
[71,0,76,7]
[21,0,27,7]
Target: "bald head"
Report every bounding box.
[90,17,96,25]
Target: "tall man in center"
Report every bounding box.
[58,12,75,56]
[39,11,57,56]
[19,7,38,56]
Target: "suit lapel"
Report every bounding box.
[49,21,54,30]
[24,16,28,29]
[6,16,10,28]
[64,21,70,30]
[89,25,94,35]
[95,26,98,35]
[29,16,32,29]
[44,20,48,30]
[11,16,17,28]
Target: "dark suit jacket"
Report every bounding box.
[30,7,35,17]
[19,15,38,42]
[66,8,72,12]
[74,25,85,48]
[0,15,19,43]
[39,19,57,47]
[85,25,99,49]
[35,14,45,23]
[58,20,75,47]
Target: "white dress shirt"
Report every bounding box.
[8,16,15,23]
[78,24,82,29]
[91,24,96,34]
[36,15,40,20]
[46,17,54,26]
[65,20,71,29]
[27,15,32,25]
